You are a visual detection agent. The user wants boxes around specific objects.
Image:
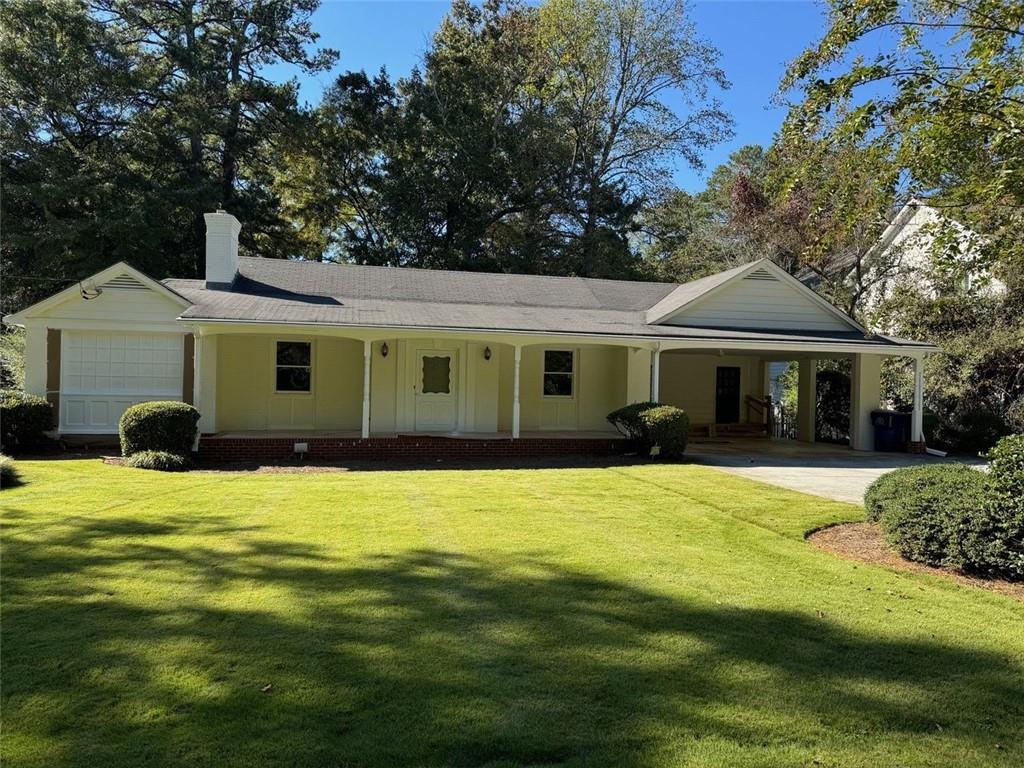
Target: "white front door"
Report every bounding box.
[414,350,458,431]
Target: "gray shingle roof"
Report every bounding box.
[163,256,932,349]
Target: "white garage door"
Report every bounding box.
[60,331,185,433]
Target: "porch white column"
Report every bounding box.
[797,357,816,443]
[512,345,522,439]
[911,355,924,444]
[361,340,372,439]
[650,345,661,402]
[850,353,882,451]
[194,332,217,435]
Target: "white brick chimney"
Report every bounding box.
[204,210,241,288]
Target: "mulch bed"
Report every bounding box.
[809,522,1024,602]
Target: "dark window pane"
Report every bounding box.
[277,341,311,366]
[543,373,573,397]
[544,350,573,373]
[276,367,311,392]
[421,356,451,394]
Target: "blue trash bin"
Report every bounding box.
[872,410,909,452]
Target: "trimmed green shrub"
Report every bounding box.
[0,454,22,488]
[0,390,53,453]
[871,464,990,568]
[986,433,1024,500]
[607,401,659,442]
[965,434,1024,579]
[124,450,191,472]
[641,405,690,460]
[866,439,1024,579]
[119,401,199,457]
[863,469,905,522]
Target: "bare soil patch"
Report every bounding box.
[809,522,1024,602]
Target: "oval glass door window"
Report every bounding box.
[422,356,451,394]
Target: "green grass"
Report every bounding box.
[2,459,1022,768]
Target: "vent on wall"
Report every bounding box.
[102,274,147,290]
[742,266,779,282]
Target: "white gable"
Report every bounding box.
[659,263,858,332]
[3,262,190,329]
[46,273,182,324]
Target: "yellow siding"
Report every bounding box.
[215,335,363,431]
[658,352,764,425]
[626,348,653,404]
[501,345,627,432]
[468,342,499,433]
[369,340,398,433]
[578,346,626,430]
[497,345,514,432]
[212,336,764,435]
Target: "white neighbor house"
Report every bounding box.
[860,199,1006,329]
[3,211,936,458]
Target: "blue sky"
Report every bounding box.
[272,1,830,192]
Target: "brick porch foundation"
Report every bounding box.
[197,434,630,463]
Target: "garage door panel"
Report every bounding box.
[62,396,159,432]
[60,331,184,433]
[91,400,111,426]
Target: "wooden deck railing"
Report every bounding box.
[745,394,772,433]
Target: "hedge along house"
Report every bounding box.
[3,211,937,460]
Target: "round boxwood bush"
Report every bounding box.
[986,433,1024,501]
[0,390,53,453]
[863,469,905,522]
[0,454,22,489]
[864,464,991,569]
[640,405,690,460]
[607,401,659,442]
[124,450,191,472]
[967,434,1024,579]
[119,401,199,457]
[865,437,1024,580]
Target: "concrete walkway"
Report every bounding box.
[688,438,983,505]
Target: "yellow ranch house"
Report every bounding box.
[3,211,935,460]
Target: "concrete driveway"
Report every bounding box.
[688,437,984,505]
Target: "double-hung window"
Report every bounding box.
[275,341,312,392]
[542,349,574,397]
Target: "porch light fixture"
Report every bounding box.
[381,342,389,358]
[483,346,492,361]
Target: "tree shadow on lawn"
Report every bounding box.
[2,513,1022,767]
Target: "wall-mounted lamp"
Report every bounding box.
[483,346,492,361]
[381,342,389,358]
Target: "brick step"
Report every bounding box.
[688,423,768,438]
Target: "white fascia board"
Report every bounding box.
[2,262,192,326]
[179,317,936,355]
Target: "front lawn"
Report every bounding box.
[2,459,1022,767]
